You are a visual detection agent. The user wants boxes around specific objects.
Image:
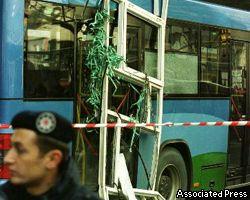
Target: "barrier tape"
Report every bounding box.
[1,121,250,130]
[72,121,250,128]
[0,124,11,129]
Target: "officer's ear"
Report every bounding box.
[44,150,63,170]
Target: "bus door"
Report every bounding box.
[227,40,250,186]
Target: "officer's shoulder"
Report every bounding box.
[0,181,23,199]
[71,186,100,200]
[0,181,14,192]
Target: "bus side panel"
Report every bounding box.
[168,0,250,31]
[69,0,96,6]
[1,0,24,98]
[137,99,229,190]
[0,100,73,128]
[162,100,229,154]
[0,0,2,71]
[45,0,68,4]
[129,0,250,31]
[161,99,230,191]
[129,0,154,13]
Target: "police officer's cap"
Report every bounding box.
[11,111,73,144]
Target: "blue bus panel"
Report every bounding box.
[137,99,230,188]
[44,0,97,6]
[1,0,24,98]
[168,0,250,31]
[0,1,2,72]
[129,0,154,13]
[0,100,73,133]
[161,99,230,156]
[130,0,250,31]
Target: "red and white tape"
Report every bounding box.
[1,121,250,130]
[72,121,250,128]
[0,124,11,129]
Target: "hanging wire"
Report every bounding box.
[129,78,150,151]
[85,10,123,113]
[81,0,90,20]
[121,137,152,190]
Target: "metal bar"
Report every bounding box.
[106,186,165,200]
[154,0,160,16]
[127,1,164,27]
[107,110,160,133]
[98,0,110,198]
[147,83,152,123]
[161,0,169,20]
[149,24,165,190]
[114,68,164,89]
[117,154,137,200]
[112,118,122,185]
[73,20,77,123]
[117,0,127,61]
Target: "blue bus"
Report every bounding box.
[0,0,250,199]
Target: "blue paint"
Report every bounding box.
[129,0,154,13]
[44,0,98,6]
[45,0,69,4]
[137,133,155,189]
[69,0,98,6]
[163,99,229,120]
[162,115,228,155]
[110,1,118,10]
[0,1,2,72]
[1,0,24,98]
[168,0,250,31]
[129,0,250,31]
[162,99,230,156]
[137,99,230,188]
[0,100,73,133]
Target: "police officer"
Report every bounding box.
[0,111,100,200]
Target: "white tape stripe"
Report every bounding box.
[72,121,250,128]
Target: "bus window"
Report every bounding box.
[164,23,198,95]
[166,23,197,54]
[126,13,158,78]
[231,42,247,115]
[109,1,119,51]
[24,0,74,98]
[200,28,230,96]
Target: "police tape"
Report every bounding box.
[1,121,250,129]
[0,124,11,129]
[72,121,250,128]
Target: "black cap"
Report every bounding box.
[11,111,73,144]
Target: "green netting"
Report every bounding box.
[85,10,123,110]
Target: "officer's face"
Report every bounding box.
[4,128,49,185]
